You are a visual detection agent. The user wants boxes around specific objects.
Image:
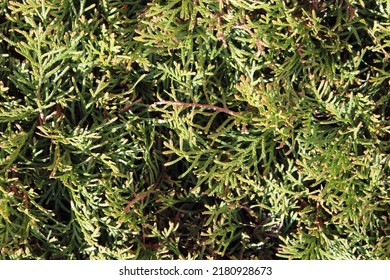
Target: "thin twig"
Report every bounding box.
[233,23,268,56]
[123,165,165,213]
[153,100,240,116]
[123,145,173,213]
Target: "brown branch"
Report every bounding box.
[233,23,268,56]
[153,100,240,116]
[122,166,165,214]
[123,146,173,214]
[123,192,149,213]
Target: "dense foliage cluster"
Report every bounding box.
[0,0,389,259]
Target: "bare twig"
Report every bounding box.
[153,100,240,116]
[123,146,173,214]
[233,23,268,56]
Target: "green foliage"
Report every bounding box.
[0,0,389,259]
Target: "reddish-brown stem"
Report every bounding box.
[153,100,240,116]
[233,23,265,56]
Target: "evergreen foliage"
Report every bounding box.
[0,0,389,259]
